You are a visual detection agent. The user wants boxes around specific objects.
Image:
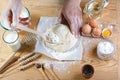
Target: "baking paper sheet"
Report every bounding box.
[34,17,83,60]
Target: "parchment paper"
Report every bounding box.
[34,17,83,60]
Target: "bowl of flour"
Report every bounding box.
[97,40,115,60]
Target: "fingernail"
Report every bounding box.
[73,32,75,36]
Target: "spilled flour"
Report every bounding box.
[82,37,102,52]
[36,59,77,74]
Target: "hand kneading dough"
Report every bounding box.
[44,24,78,52]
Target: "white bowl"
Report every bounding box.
[0,7,30,30]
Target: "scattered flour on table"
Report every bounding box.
[37,59,77,74]
[82,37,102,52]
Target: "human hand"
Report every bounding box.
[2,0,30,30]
[59,0,83,38]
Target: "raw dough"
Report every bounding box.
[44,24,78,52]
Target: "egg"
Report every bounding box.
[89,18,98,28]
[92,28,102,37]
[82,24,92,34]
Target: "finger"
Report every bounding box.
[56,8,63,24]
[11,10,18,26]
[61,13,70,26]
[11,0,22,26]
[76,18,81,37]
[78,16,83,35]
[79,14,83,27]
[19,19,30,25]
[19,18,30,25]
[62,13,77,37]
[73,16,79,38]
[57,14,62,24]
[19,17,30,21]
[19,21,30,25]
[8,10,13,24]
[62,14,76,36]
[70,23,76,36]
[4,16,11,29]
[77,17,83,37]
[15,28,22,32]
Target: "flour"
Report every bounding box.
[45,31,60,44]
[37,59,76,72]
[98,41,114,54]
[97,40,115,60]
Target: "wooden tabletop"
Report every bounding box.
[0,0,120,80]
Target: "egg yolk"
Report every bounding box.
[102,29,112,38]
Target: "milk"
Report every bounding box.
[4,33,21,52]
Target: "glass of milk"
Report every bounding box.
[2,30,21,52]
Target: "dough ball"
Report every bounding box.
[44,24,78,52]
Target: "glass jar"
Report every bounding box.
[2,30,21,52]
[97,40,115,60]
[83,0,109,19]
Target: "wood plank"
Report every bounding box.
[0,0,119,80]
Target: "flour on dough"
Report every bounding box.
[44,24,78,52]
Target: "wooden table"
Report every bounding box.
[0,0,120,80]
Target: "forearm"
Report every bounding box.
[8,0,23,26]
[65,0,81,5]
